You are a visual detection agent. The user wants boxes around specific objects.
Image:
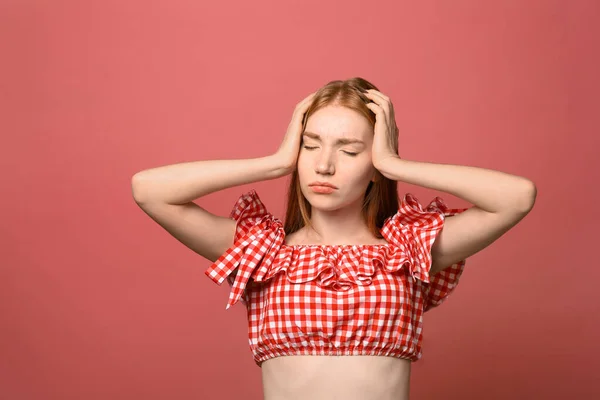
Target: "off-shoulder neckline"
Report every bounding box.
[280,224,394,249]
[280,242,394,249]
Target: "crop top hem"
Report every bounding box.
[253,344,419,367]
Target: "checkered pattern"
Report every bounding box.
[205,189,468,367]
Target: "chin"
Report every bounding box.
[304,193,345,210]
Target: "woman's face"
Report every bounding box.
[298,105,377,212]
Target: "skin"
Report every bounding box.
[290,104,383,245]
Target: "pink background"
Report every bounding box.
[2,0,598,399]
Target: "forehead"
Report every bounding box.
[304,105,371,140]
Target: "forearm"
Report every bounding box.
[376,157,537,214]
[131,155,287,205]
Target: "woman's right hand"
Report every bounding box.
[273,92,317,175]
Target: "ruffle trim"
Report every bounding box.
[205,189,466,311]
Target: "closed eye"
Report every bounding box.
[303,146,358,156]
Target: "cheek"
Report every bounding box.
[345,159,374,181]
[297,150,307,166]
[296,152,310,180]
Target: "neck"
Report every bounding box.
[305,198,372,244]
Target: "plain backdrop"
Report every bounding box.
[1,0,598,399]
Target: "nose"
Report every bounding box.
[314,149,335,175]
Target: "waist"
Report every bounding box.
[262,354,411,400]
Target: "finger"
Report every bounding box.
[365,90,395,125]
[365,102,389,127]
[302,92,317,102]
[364,92,389,121]
[296,92,316,108]
[298,94,317,126]
[294,93,316,118]
[365,90,393,118]
[366,89,389,101]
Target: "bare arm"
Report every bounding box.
[130,155,289,263]
[131,155,288,205]
[375,157,536,275]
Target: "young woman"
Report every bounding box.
[131,77,536,400]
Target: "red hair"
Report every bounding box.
[283,77,399,239]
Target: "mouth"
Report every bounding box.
[309,186,336,194]
[308,182,338,189]
[308,182,338,194]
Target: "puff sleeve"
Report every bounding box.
[381,193,469,312]
[204,189,285,310]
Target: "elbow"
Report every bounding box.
[131,172,150,204]
[515,179,537,214]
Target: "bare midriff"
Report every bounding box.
[261,355,411,400]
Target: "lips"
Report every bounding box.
[309,182,338,189]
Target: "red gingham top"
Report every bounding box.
[205,189,468,367]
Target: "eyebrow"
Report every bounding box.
[302,131,365,145]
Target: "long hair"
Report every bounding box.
[283,77,399,239]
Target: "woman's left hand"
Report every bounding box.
[364,89,400,169]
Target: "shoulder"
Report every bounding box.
[229,189,284,243]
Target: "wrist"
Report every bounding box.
[264,154,294,178]
[373,154,401,172]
